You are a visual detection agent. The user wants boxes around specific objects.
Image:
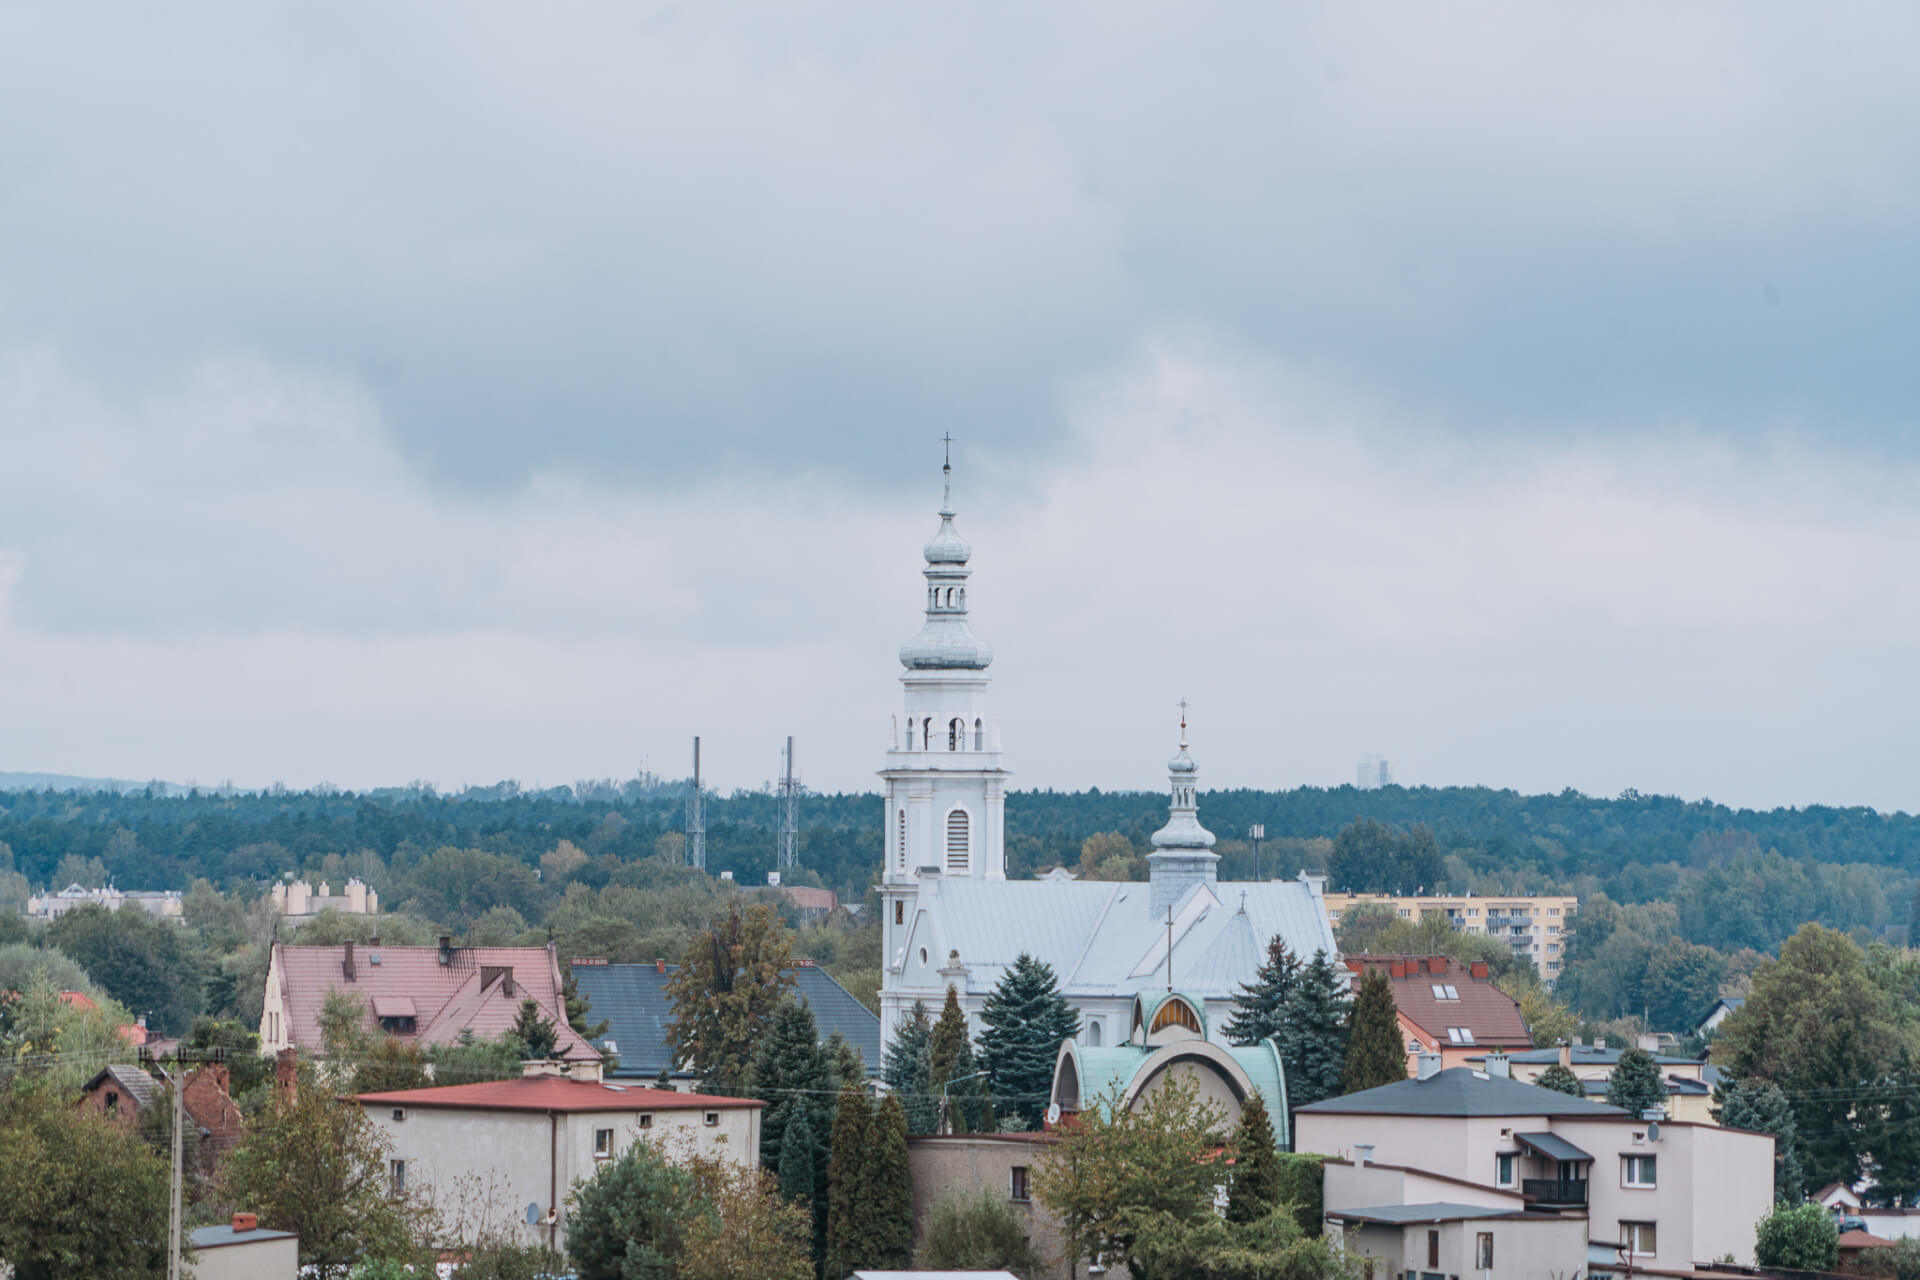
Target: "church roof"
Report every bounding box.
[912,873,1337,1001]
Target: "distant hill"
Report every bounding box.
[0,771,182,795]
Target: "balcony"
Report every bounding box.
[1522,1178,1588,1207]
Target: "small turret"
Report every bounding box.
[1147,705,1218,917]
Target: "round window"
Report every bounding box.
[920,947,929,966]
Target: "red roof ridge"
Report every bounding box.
[353,1076,765,1114]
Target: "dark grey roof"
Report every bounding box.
[1502,1046,1700,1067]
[1327,1203,1537,1225]
[189,1224,298,1248]
[1514,1131,1593,1162]
[1295,1068,1628,1118]
[572,962,880,1078]
[82,1064,163,1111]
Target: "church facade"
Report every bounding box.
[876,463,1339,1053]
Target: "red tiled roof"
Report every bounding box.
[354,1076,763,1114]
[1841,1231,1896,1250]
[1349,954,1532,1048]
[271,942,599,1060]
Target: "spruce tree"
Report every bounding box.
[977,953,1080,1129]
[883,1001,938,1135]
[1537,1063,1585,1096]
[1715,1076,1804,1202]
[1606,1047,1667,1117]
[1225,1089,1282,1224]
[1287,950,1352,1108]
[1225,937,1301,1048]
[777,1107,816,1207]
[862,1093,915,1268]
[752,999,835,1270]
[824,1080,873,1280]
[1341,969,1407,1094]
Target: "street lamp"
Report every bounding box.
[1249,824,1265,880]
[939,1069,990,1134]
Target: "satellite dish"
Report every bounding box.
[1045,1102,1062,1126]
[1646,1121,1661,1143]
[525,1202,541,1225]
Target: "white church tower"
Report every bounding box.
[880,453,1008,889]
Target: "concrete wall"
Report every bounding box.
[1338,1216,1586,1280]
[906,1134,1085,1280]
[364,1102,758,1249]
[189,1236,298,1280]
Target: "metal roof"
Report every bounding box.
[1296,1068,1628,1118]
[1328,1203,1536,1225]
[571,963,880,1078]
[355,1076,763,1114]
[189,1224,299,1249]
[1513,1131,1594,1162]
[1503,1046,1701,1067]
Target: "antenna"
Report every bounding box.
[685,737,706,870]
[777,736,800,871]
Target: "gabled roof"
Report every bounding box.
[1296,1067,1627,1118]
[1355,957,1531,1049]
[270,942,598,1061]
[81,1063,162,1110]
[355,1076,762,1114]
[570,962,880,1077]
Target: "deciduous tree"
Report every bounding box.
[0,1088,174,1280]
[1755,1203,1838,1271]
[915,1190,1044,1279]
[666,902,795,1096]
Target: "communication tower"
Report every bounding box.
[777,736,800,870]
[685,737,706,870]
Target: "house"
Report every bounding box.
[258,938,599,1063]
[25,883,184,921]
[1487,1043,1720,1124]
[356,1071,762,1250]
[1815,1181,1920,1241]
[1345,955,1532,1073]
[906,1133,1070,1279]
[78,1061,245,1174]
[1049,989,1292,1147]
[1329,1202,1588,1280]
[569,959,879,1082]
[1296,1058,1774,1271]
[188,1213,298,1280]
[78,1063,163,1126]
[1322,893,1578,984]
[1694,996,1745,1038]
[776,884,839,923]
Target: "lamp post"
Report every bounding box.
[939,1069,990,1134]
[1249,824,1265,880]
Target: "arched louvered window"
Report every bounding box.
[974,718,984,750]
[945,809,970,873]
[897,809,907,870]
[949,718,964,751]
[1150,996,1202,1036]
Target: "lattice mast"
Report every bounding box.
[685,736,706,870]
[777,735,800,870]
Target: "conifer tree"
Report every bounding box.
[777,1107,816,1207]
[883,1001,937,1135]
[511,997,559,1060]
[977,953,1080,1129]
[1537,1063,1585,1096]
[1225,937,1301,1048]
[929,986,983,1133]
[1287,950,1352,1108]
[824,1080,872,1280]
[861,1093,915,1269]
[753,1000,836,1269]
[1715,1076,1804,1202]
[1341,969,1407,1094]
[1606,1047,1667,1117]
[1225,1089,1282,1224]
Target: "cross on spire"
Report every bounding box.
[1178,698,1189,746]
[940,434,954,509]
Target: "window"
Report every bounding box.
[1622,1155,1656,1188]
[974,718,984,750]
[1149,996,1202,1035]
[1466,908,1479,917]
[897,810,907,870]
[1085,1020,1101,1046]
[1622,1221,1657,1257]
[390,1108,406,1123]
[390,1159,406,1194]
[920,947,929,966]
[1477,1232,1494,1268]
[1495,1153,1515,1187]
[704,1112,720,1127]
[894,900,905,926]
[949,718,963,751]
[1427,1230,1440,1267]
[1010,1166,1031,1202]
[1447,1027,1476,1044]
[638,1114,652,1128]
[595,1128,614,1158]
[946,809,970,873]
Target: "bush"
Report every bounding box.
[1756,1203,1839,1271]
[915,1190,1044,1280]
[1274,1153,1326,1238]
[453,1237,571,1279]
[1845,1237,1920,1280]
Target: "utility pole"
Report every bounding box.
[146,1046,224,1280]
[1249,823,1265,880]
[777,736,800,871]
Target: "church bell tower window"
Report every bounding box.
[946,809,971,873]
[897,809,907,870]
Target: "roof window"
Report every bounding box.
[1432,984,1460,1000]
[1447,1027,1476,1044]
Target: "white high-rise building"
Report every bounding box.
[875,462,1338,1054]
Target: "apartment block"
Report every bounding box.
[1323,892,1578,982]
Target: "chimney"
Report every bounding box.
[1354,1143,1374,1166]
[342,941,356,981]
[369,934,380,947]
[274,1048,298,1108]
[1484,1053,1511,1079]
[1558,1041,1572,1068]
[655,958,666,974]
[1390,960,1406,979]
[231,1213,258,1233]
[1470,961,1489,980]
[438,935,453,966]
[1415,1051,1443,1081]
[1637,1035,1660,1053]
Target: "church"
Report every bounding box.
[877,461,1339,1053]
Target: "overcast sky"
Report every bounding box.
[3,4,1919,810]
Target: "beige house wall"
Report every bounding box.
[189,1236,299,1280]
[1339,1216,1586,1280]
[906,1134,1087,1280]
[363,1102,758,1250]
